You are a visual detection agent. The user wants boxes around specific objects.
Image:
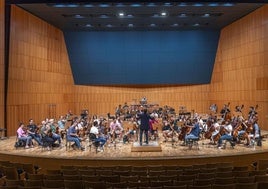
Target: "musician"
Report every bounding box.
[185,119,200,144]
[17,123,33,149]
[27,119,42,146]
[40,121,54,150]
[248,106,258,120]
[109,118,123,143]
[66,120,85,151]
[220,104,230,119]
[217,121,234,149]
[162,120,172,142]
[247,118,261,146]
[49,119,62,146]
[90,121,107,152]
[57,115,67,139]
[137,108,151,146]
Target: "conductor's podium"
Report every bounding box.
[131,141,162,152]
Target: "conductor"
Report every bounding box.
[137,108,151,146]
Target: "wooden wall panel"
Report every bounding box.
[0,1,4,130]
[7,6,75,136]
[210,5,268,129]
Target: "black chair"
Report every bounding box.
[88,133,101,153]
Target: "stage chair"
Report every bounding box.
[186,138,200,150]
[235,182,257,189]
[235,176,255,183]
[88,133,101,153]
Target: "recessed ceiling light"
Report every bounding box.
[150,23,156,27]
[161,12,167,16]
[128,24,134,27]
[99,3,110,8]
[130,3,142,7]
[193,3,204,7]
[118,12,124,17]
[203,13,210,17]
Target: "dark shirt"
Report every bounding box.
[138,113,151,130]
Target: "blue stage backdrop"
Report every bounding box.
[64,30,219,85]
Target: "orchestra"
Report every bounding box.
[14,97,263,152]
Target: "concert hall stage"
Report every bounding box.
[0,134,268,172]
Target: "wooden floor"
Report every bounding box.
[0,132,268,171]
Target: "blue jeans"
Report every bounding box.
[18,136,32,146]
[95,137,106,147]
[29,133,42,145]
[185,134,199,143]
[218,134,233,146]
[67,136,81,148]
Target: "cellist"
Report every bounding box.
[217,120,234,149]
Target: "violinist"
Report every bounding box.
[217,121,234,149]
[185,118,200,144]
[17,123,33,149]
[27,119,43,146]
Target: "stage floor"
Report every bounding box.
[0,132,268,161]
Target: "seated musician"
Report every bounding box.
[48,119,62,146]
[185,119,200,143]
[217,121,234,149]
[211,121,220,143]
[149,115,159,140]
[90,121,107,151]
[109,118,124,142]
[40,121,55,150]
[27,119,43,146]
[66,120,85,151]
[57,115,67,139]
[247,117,261,146]
[17,123,33,149]
[162,120,172,142]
